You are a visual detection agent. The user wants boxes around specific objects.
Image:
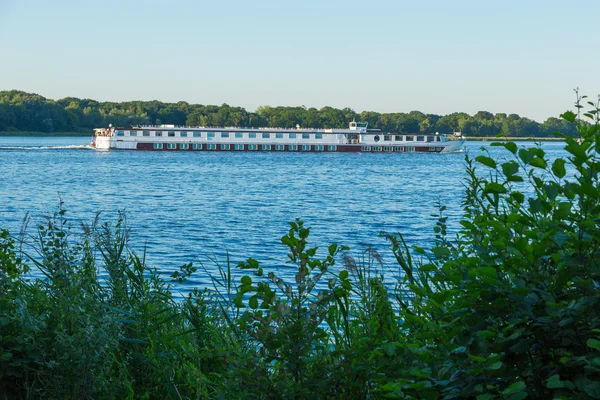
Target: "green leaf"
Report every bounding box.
[491,141,518,154]
[582,380,600,398]
[473,267,497,279]
[382,342,396,356]
[339,270,348,280]
[241,275,252,286]
[486,361,503,370]
[552,158,567,178]
[249,296,259,310]
[483,182,508,195]
[507,393,528,400]
[328,243,338,256]
[476,395,495,400]
[502,161,519,177]
[547,374,575,390]
[299,228,310,239]
[561,111,576,123]
[476,155,497,169]
[502,381,526,395]
[529,157,547,169]
[587,339,600,350]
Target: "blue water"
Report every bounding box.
[0,136,568,291]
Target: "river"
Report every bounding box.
[0,137,567,291]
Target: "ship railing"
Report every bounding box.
[131,124,367,133]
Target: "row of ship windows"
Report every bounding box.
[118,130,334,139]
[151,143,444,152]
[375,135,440,142]
[153,143,336,151]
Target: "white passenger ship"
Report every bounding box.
[92,122,464,153]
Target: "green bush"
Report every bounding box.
[1,94,599,399]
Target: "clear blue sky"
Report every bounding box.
[1,0,598,121]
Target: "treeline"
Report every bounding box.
[0,90,577,137]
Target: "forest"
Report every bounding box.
[0,90,578,137]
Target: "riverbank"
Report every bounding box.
[463,136,566,141]
[0,131,90,137]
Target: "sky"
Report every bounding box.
[0,0,598,122]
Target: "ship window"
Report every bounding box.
[276,133,283,139]
[406,135,414,141]
[207,132,215,138]
[116,130,124,136]
[168,131,175,137]
[129,131,137,136]
[363,146,371,152]
[384,146,393,152]
[180,143,189,150]
[249,133,256,139]
[315,145,324,151]
[276,144,285,151]
[373,146,381,151]
[427,136,434,142]
[155,131,162,137]
[192,143,202,150]
[315,134,323,140]
[417,136,425,142]
[302,134,310,139]
[262,133,271,139]
[143,130,150,136]
[428,147,436,152]
[288,145,297,151]
[289,133,296,139]
[302,145,311,151]
[221,132,230,138]
[193,131,201,137]
[207,144,217,150]
[180,132,188,137]
[235,144,244,150]
[374,135,380,142]
[328,145,337,151]
[395,135,402,141]
[384,135,391,141]
[262,144,271,150]
[406,146,415,152]
[235,132,243,139]
[153,143,163,149]
[221,144,230,150]
[167,143,177,149]
[249,144,258,150]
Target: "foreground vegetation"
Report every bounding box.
[0,90,577,137]
[1,95,599,399]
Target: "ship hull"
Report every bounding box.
[97,139,463,153]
